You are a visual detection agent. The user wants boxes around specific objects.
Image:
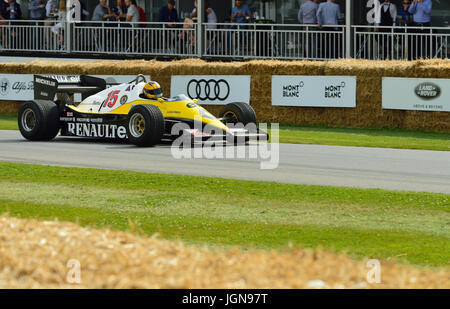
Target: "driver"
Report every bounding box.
[142,81,163,99]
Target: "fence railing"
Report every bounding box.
[353,25,450,60]
[71,21,198,57]
[202,23,345,60]
[0,20,66,52]
[0,20,449,61]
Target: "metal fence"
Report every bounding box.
[0,20,448,61]
[0,20,65,52]
[202,23,345,60]
[71,21,198,57]
[353,25,450,60]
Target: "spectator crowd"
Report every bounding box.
[297,0,434,59]
[0,0,442,60]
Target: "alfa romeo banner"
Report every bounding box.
[170,75,251,105]
[272,76,357,108]
[0,74,34,101]
[382,77,450,112]
[0,74,139,101]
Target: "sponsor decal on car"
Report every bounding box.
[46,75,81,84]
[120,95,128,105]
[67,123,127,139]
[35,77,56,87]
[60,115,104,123]
[60,117,75,122]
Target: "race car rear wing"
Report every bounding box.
[33,75,108,101]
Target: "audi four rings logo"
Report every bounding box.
[187,79,230,101]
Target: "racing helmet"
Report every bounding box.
[142,81,163,99]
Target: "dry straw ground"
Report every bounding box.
[0,101,22,114]
[0,59,449,131]
[0,216,448,289]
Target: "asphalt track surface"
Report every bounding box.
[1,130,449,194]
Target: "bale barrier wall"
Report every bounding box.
[1,59,449,132]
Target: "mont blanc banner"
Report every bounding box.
[171,75,251,105]
[272,76,357,108]
[382,77,450,112]
[0,74,139,101]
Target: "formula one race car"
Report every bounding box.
[18,75,268,146]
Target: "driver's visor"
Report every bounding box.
[149,88,162,96]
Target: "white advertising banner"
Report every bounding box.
[272,75,357,108]
[0,74,34,101]
[382,77,450,112]
[171,75,251,105]
[0,74,140,101]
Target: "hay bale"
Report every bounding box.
[0,59,449,132]
[1,215,449,288]
[0,101,21,114]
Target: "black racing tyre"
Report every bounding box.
[127,105,165,147]
[18,100,60,141]
[219,102,257,126]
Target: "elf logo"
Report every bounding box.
[415,82,441,100]
[67,123,127,139]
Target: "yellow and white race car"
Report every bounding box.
[18,74,268,146]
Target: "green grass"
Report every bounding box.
[2,114,449,151]
[275,124,450,151]
[0,162,449,267]
[0,114,18,130]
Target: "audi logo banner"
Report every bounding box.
[382,77,450,112]
[170,75,251,105]
[272,76,357,108]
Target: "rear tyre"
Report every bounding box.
[219,102,257,126]
[18,100,60,141]
[127,105,164,147]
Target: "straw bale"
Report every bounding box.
[0,216,448,289]
[0,101,21,114]
[0,59,449,132]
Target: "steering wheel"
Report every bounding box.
[135,74,147,85]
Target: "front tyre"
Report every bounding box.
[220,102,258,145]
[18,100,60,141]
[219,102,257,126]
[127,105,164,147]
